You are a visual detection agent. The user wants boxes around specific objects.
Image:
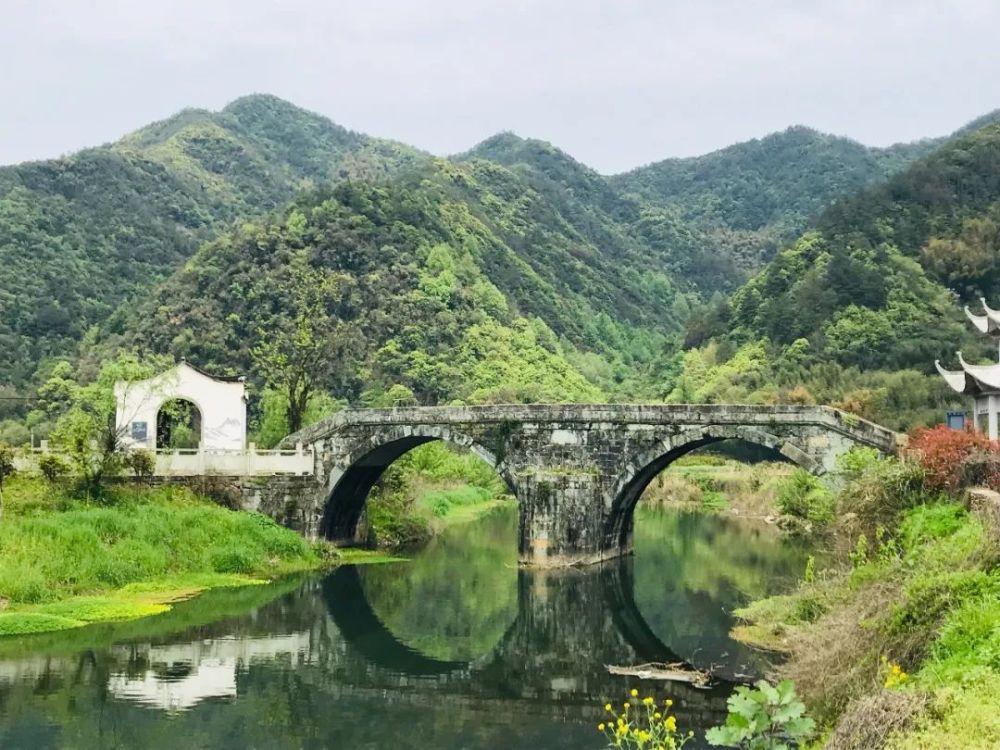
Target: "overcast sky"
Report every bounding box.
[2,0,999,173]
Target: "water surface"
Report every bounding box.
[0,506,810,749]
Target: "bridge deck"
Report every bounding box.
[286,403,899,453]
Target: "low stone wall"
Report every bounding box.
[15,444,314,478]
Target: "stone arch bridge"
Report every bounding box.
[277,404,898,566]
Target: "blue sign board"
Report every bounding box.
[945,411,966,431]
[131,421,148,441]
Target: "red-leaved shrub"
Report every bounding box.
[907,425,998,492]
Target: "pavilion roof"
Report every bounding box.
[964,298,1000,334]
[936,352,1000,395]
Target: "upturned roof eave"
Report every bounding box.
[965,298,1000,334]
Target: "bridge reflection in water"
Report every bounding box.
[0,509,808,749]
[321,563,732,716]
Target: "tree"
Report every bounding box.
[253,387,345,448]
[0,442,15,521]
[251,249,348,435]
[47,354,164,500]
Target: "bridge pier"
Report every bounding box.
[517,470,627,566]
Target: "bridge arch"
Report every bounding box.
[320,424,515,542]
[604,425,820,549]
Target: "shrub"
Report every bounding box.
[38,452,70,483]
[123,449,155,480]
[839,457,928,534]
[958,449,1000,492]
[908,425,996,492]
[836,447,882,482]
[777,470,835,525]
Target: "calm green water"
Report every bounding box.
[0,506,811,749]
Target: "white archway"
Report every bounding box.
[116,362,247,451]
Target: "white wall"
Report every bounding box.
[115,363,247,451]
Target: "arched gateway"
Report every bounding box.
[283,404,899,567]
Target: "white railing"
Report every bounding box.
[16,441,314,477]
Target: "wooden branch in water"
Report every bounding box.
[606,662,711,688]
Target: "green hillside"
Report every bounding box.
[117,157,687,407]
[668,122,1000,428]
[612,126,936,275]
[461,133,739,295]
[0,95,422,387]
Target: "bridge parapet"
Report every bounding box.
[279,404,900,567]
[286,404,898,454]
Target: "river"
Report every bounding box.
[0,505,811,749]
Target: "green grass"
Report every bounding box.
[0,613,87,635]
[367,442,514,546]
[334,549,410,564]
[0,476,325,635]
[419,485,494,518]
[887,675,1000,749]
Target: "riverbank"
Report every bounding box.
[729,442,1000,748]
[365,442,514,548]
[640,456,793,517]
[0,476,332,636]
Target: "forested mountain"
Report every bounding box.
[669,121,1000,428]
[116,158,687,407]
[460,133,740,295]
[611,126,937,274]
[731,122,1000,363]
[4,93,1000,438]
[0,94,422,386]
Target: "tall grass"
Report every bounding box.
[0,480,318,606]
